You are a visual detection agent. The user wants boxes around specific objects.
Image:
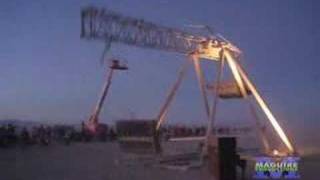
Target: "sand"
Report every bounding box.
[0,142,318,180]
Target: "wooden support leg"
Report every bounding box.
[156,59,191,130]
[227,51,295,153]
[201,55,225,161]
[224,51,271,154]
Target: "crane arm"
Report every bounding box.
[80,7,240,61]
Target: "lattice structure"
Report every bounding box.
[81,6,240,61]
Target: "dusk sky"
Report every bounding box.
[1,0,319,149]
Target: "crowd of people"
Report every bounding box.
[0,123,118,148]
[0,124,17,147]
[0,122,250,148]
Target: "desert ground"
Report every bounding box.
[0,142,318,180]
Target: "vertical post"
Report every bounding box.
[203,53,225,161]
[192,55,210,118]
[218,137,237,180]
